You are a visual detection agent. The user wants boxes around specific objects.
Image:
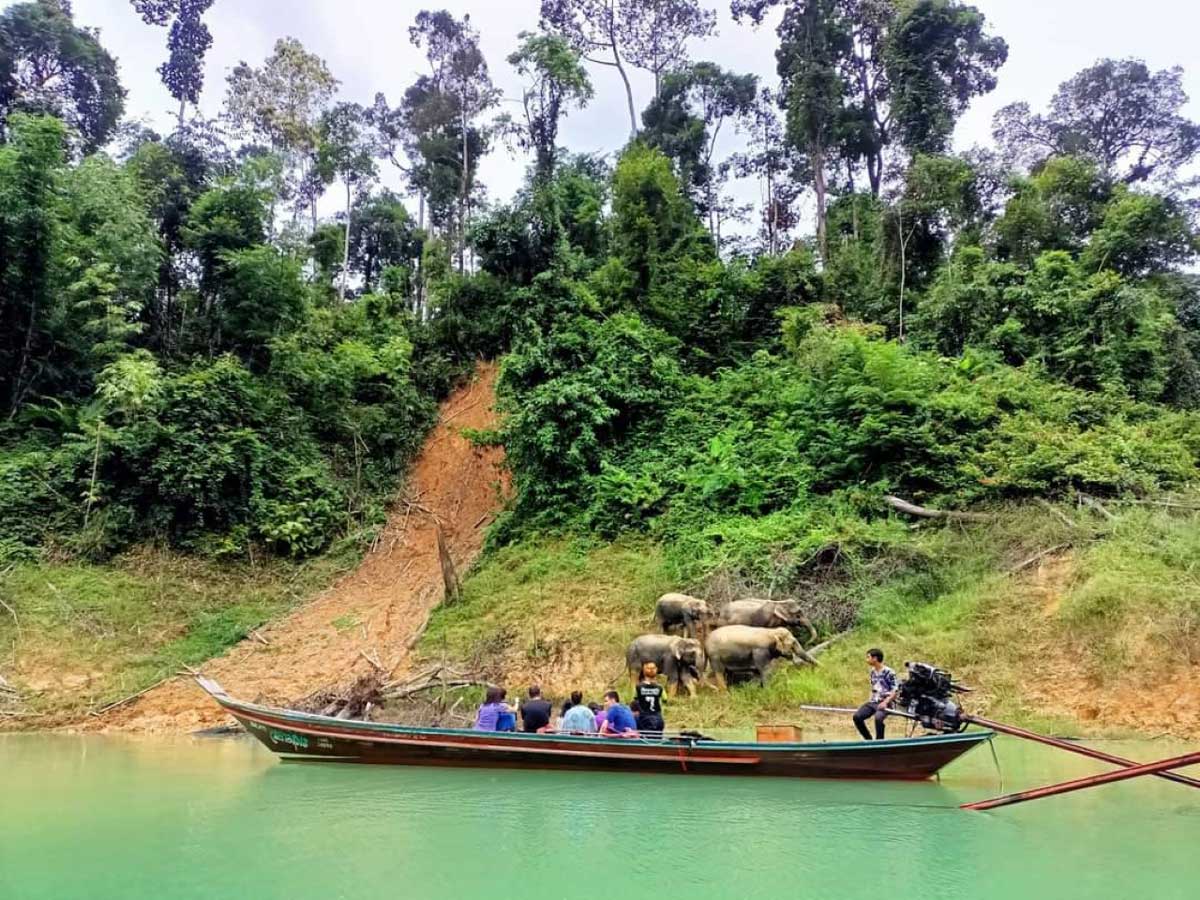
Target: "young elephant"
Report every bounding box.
[717,599,818,645]
[625,634,706,697]
[654,593,715,639]
[705,625,818,691]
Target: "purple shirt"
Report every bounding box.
[474,702,507,731]
[593,710,608,732]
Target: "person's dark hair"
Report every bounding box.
[867,648,884,663]
[629,698,641,714]
[604,690,620,702]
[588,702,601,713]
[485,686,504,704]
[570,690,583,706]
[528,685,542,698]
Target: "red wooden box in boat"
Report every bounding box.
[197,678,992,780]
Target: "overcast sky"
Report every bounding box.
[50,0,1200,226]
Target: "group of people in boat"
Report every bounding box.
[473,662,666,737]
[472,647,901,741]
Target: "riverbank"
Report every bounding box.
[3,488,1197,737]
[415,503,1200,738]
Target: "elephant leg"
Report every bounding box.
[752,649,772,687]
[712,665,728,691]
[684,676,698,698]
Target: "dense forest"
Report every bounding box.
[1,0,1199,718]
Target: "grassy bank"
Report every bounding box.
[0,543,361,720]
[417,502,1200,737]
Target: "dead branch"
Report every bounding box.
[436,524,462,605]
[1007,544,1072,576]
[383,678,490,701]
[358,649,385,673]
[0,594,21,643]
[1107,498,1200,511]
[441,397,484,426]
[90,675,177,717]
[1034,498,1078,530]
[249,630,270,646]
[1077,492,1116,522]
[884,495,993,523]
[808,631,849,659]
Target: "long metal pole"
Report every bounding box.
[962,750,1200,811]
[800,705,1200,792]
[965,714,1200,791]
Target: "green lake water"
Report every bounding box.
[1,733,1196,900]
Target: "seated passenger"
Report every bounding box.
[519,685,554,734]
[559,692,581,719]
[473,686,516,732]
[560,694,596,734]
[590,702,606,733]
[599,691,638,737]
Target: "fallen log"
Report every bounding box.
[1007,544,1071,576]
[884,495,993,524]
[1076,492,1116,522]
[1034,497,1078,530]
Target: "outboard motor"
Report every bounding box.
[896,661,971,733]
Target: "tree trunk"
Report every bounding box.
[897,205,910,343]
[609,21,638,137]
[176,98,187,133]
[812,145,828,262]
[459,108,469,274]
[339,181,352,302]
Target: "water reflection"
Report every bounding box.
[0,734,1195,900]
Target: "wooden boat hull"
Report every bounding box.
[197,678,992,781]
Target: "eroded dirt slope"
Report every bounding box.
[92,362,508,733]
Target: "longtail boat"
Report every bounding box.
[198,678,992,780]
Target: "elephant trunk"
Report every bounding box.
[793,648,820,667]
[805,620,818,646]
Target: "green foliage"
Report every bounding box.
[0,0,126,151]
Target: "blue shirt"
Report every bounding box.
[870,666,898,703]
[560,705,597,733]
[603,703,637,734]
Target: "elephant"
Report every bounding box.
[717,599,818,645]
[654,593,716,639]
[704,626,818,691]
[625,634,707,697]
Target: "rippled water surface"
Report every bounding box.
[1,733,1196,899]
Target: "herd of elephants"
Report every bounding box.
[626,594,821,694]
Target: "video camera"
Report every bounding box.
[896,661,971,734]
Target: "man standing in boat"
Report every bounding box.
[853,649,898,740]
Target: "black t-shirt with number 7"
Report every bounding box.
[635,682,664,717]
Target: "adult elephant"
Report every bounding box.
[705,626,817,691]
[718,599,818,645]
[625,634,706,697]
[654,593,715,639]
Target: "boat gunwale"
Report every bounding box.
[198,678,995,754]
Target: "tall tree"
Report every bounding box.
[540,0,715,137]
[130,0,216,130]
[316,101,377,300]
[993,58,1200,186]
[642,62,757,240]
[348,191,421,294]
[408,10,498,272]
[507,31,593,181]
[728,88,804,254]
[885,0,1007,155]
[0,0,126,152]
[224,38,338,229]
[734,0,1005,253]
